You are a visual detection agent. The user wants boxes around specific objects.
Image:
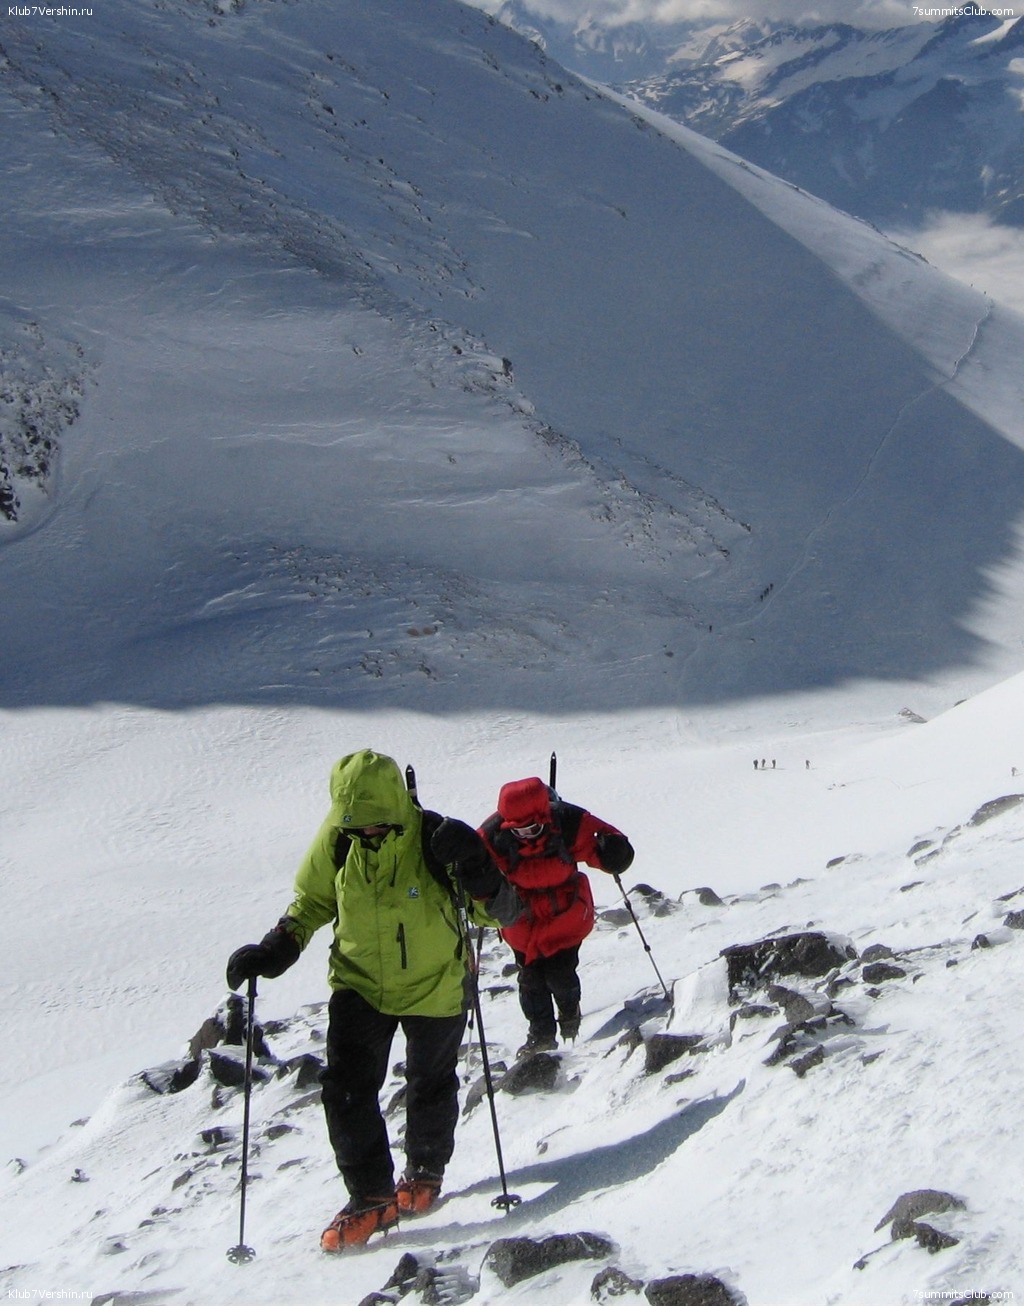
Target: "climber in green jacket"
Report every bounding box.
[225,748,521,1253]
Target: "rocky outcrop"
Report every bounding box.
[484,1232,616,1288]
[721,932,855,996]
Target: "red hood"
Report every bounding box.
[497,777,553,830]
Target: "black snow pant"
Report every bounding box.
[320,988,467,1202]
[513,945,581,1036]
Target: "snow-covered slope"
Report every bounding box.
[4,676,1024,1305]
[625,13,1024,227]
[4,0,1024,712]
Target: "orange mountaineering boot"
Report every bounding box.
[320,1195,399,1252]
[396,1166,443,1215]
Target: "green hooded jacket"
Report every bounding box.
[282,749,472,1018]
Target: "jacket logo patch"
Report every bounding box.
[408,887,420,898]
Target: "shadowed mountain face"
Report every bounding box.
[3,0,1024,711]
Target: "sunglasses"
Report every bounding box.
[510,822,546,840]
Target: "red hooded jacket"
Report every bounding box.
[478,777,633,965]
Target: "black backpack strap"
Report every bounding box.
[553,799,585,849]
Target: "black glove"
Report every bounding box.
[431,817,484,865]
[595,831,634,875]
[226,921,301,992]
[432,818,502,900]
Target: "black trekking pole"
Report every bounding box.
[458,903,521,1212]
[614,874,672,1003]
[227,975,258,1264]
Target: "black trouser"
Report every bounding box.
[320,988,467,1201]
[513,945,581,1034]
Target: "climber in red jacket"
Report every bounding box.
[431,776,634,1056]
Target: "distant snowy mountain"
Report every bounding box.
[485,1,709,81]
[624,13,1024,226]
[5,0,1024,715]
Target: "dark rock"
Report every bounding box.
[861,944,895,962]
[730,1004,775,1026]
[200,1126,234,1152]
[140,1059,201,1095]
[722,932,855,996]
[892,1220,960,1253]
[645,1273,742,1305]
[766,985,817,1024]
[875,1189,966,1232]
[644,1034,703,1074]
[900,881,924,893]
[1005,910,1024,930]
[485,1233,615,1287]
[141,999,276,1098]
[280,1089,322,1115]
[264,1123,296,1141]
[861,962,907,984]
[385,1084,407,1116]
[283,1053,324,1090]
[972,934,992,950]
[189,994,271,1058]
[462,1074,488,1115]
[763,1027,800,1066]
[357,1295,397,1306]
[593,1266,645,1299]
[600,907,635,928]
[789,1045,825,1078]
[208,1051,270,1090]
[500,1052,561,1095]
[907,840,934,858]
[968,794,1024,827]
[696,887,724,907]
[618,1027,646,1057]
[189,1014,229,1057]
[382,1252,423,1290]
[629,884,676,917]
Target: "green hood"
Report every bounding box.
[328,749,418,831]
[283,749,495,1017]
